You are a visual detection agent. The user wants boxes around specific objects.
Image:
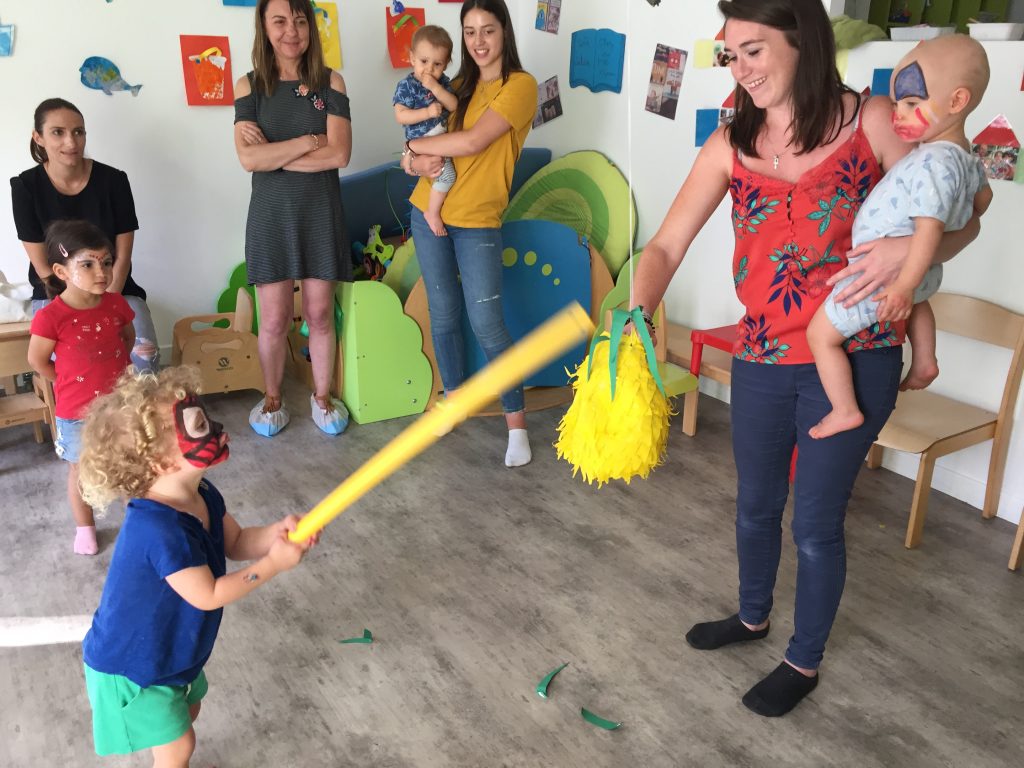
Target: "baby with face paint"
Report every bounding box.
[806,35,993,440]
[76,366,316,763]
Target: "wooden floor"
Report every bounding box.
[0,382,1021,768]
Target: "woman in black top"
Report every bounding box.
[11,98,159,371]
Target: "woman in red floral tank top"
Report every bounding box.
[632,0,981,717]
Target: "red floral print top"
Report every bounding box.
[729,110,906,364]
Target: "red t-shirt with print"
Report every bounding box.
[30,293,134,419]
[729,113,906,364]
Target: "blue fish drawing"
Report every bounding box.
[79,56,142,96]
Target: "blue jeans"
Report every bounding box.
[32,296,160,373]
[730,346,902,670]
[410,207,525,413]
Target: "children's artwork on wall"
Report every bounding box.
[533,76,563,128]
[535,0,561,34]
[0,21,13,57]
[179,36,234,106]
[693,39,727,69]
[972,115,1019,182]
[222,0,257,6]
[645,44,686,120]
[313,2,342,70]
[870,68,893,98]
[570,29,626,94]
[80,57,142,97]
[386,6,425,68]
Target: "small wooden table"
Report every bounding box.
[0,322,51,443]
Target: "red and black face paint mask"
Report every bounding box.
[173,395,229,468]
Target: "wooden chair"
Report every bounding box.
[171,288,264,395]
[665,322,735,436]
[0,321,51,443]
[864,293,1024,550]
[1010,506,1023,572]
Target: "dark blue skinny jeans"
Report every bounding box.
[730,346,902,670]
[410,207,525,413]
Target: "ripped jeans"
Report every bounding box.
[31,295,160,373]
[410,207,524,413]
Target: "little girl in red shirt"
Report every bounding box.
[28,219,134,555]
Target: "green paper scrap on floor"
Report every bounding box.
[338,629,373,644]
[536,662,569,698]
[581,708,622,730]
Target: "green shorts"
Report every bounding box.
[83,664,208,756]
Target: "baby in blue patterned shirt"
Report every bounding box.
[807,35,992,439]
[394,25,459,236]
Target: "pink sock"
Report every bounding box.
[74,526,98,556]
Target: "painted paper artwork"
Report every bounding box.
[387,6,425,68]
[870,68,893,97]
[569,29,626,94]
[972,115,1019,182]
[80,57,142,96]
[180,35,234,106]
[535,0,561,34]
[533,76,563,128]
[0,22,13,57]
[645,44,686,120]
[693,39,727,69]
[313,2,342,70]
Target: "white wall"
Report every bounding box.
[1,1,1021,525]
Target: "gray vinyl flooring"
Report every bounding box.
[1,381,1021,768]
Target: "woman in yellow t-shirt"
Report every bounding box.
[401,0,537,468]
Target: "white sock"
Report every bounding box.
[505,428,532,468]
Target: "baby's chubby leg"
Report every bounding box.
[901,300,939,391]
[424,187,449,237]
[807,305,865,439]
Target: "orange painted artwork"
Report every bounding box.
[386,6,425,69]
[179,35,234,106]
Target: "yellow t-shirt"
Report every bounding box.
[410,70,537,229]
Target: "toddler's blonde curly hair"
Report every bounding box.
[78,366,204,509]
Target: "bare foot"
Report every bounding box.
[809,409,864,439]
[424,209,448,237]
[900,360,939,391]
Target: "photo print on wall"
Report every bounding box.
[645,43,687,120]
[533,76,563,127]
[972,115,1020,183]
[535,0,561,34]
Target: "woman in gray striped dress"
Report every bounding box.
[233,0,352,437]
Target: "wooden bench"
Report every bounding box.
[664,322,733,436]
[0,322,52,443]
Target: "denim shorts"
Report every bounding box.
[55,417,84,463]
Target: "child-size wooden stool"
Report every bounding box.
[171,288,263,395]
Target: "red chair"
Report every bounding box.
[688,323,796,482]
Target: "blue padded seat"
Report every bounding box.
[340,147,552,246]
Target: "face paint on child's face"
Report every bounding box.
[59,250,114,295]
[173,395,229,468]
[890,60,941,143]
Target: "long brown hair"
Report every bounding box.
[30,98,83,164]
[718,0,856,158]
[251,0,328,96]
[450,0,523,132]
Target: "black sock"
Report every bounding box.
[742,662,819,717]
[685,614,770,650]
